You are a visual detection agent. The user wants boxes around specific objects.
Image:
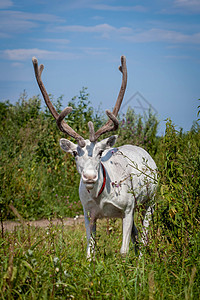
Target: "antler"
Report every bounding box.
[88,55,127,142]
[32,57,85,148]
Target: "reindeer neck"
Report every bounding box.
[87,162,106,199]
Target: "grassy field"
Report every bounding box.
[0,217,199,299]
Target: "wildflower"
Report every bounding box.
[31,258,37,266]
[53,257,59,265]
[111,181,120,188]
[55,267,59,273]
[27,249,33,256]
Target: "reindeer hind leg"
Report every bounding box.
[141,204,154,246]
[131,221,139,255]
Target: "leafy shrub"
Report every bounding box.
[117,107,159,156]
[0,88,102,220]
[154,118,200,253]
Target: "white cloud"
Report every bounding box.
[0,0,13,9]
[175,0,200,7]
[2,48,80,61]
[36,38,70,45]
[0,10,64,34]
[52,22,200,45]
[61,0,97,10]
[0,10,64,23]
[0,32,9,38]
[53,23,132,39]
[91,4,147,12]
[123,28,200,44]
[174,0,200,12]
[0,13,37,34]
[92,15,105,21]
[11,62,24,68]
[165,55,191,60]
[56,0,147,13]
[1,46,111,62]
[81,46,109,56]
[55,23,114,33]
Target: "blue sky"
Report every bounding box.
[0,0,200,135]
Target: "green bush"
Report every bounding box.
[0,88,101,220]
[117,107,159,156]
[154,118,200,253]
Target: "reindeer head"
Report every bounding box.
[32,56,127,191]
[60,136,117,190]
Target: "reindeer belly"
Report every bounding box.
[85,199,125,219]
[101,202,124,218]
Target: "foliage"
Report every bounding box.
[117,107,159,156]
[155,118,199,250]
[0,89,99,220]
[0,219,199,299]
[67,87,103,136]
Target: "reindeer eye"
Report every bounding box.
[73,151,78,157]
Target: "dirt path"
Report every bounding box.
[1,215,85,232]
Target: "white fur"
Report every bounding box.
[60,135,157,259]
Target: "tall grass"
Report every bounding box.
[0,218,199,299]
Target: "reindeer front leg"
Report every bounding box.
[120,210,134,256]
[84,209,96,260]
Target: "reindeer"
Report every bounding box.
[32,56,157,259]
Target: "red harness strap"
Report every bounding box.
[97,162,106,197]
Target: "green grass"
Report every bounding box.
[0,218,199,299]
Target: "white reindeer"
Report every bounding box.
[32,56,157,259]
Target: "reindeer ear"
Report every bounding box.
[60,138,77,153]
[106,135,118,147]
[97,135,118,150]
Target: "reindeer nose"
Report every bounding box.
[82,170,97,182]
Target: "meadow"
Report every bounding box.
[0,90,199,299]
[0,218,199,299]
